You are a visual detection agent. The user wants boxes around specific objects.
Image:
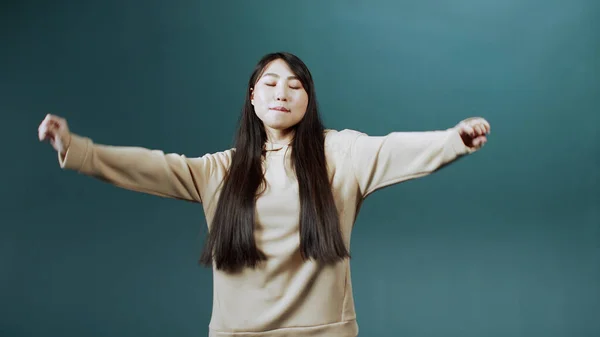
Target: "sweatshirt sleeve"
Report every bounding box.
[349,127,479,198]
[58,133,214,203]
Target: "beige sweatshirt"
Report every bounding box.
[58,127,478,337]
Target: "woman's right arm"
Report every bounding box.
[39,114,207,203]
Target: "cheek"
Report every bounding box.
[296,96,309,112]
[291,91,308,107]
[252,91,273,119]
[254,90,272,107]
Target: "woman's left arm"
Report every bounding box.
[350,117,491,198]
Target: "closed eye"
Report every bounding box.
[262,80,302,89]
[264,83,301,89]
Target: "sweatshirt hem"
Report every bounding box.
[208,319,358,337]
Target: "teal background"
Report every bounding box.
[2,0,599,336]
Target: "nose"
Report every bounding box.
[275,84,288,101]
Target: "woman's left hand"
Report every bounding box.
[455,117,491,148]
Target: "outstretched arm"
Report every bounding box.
[351,117,490,198]
[39,114,209,203]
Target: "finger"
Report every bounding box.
[56,115,66,124]
[477,123,486,135]
[55,118,67,132]
[49,119,61,130]
[478,119,490,134]
[474,135,487,147]
[40,124,57,141]
[47,115,58,125]
[45,114,62,126]
[43,114,54,124]
[38,123,49,140]
[38,118,48,132]
[477,124,486,135]
[40,129,53,142]
[461,123,475,136]
[48,123,58,133]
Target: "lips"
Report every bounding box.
[270,106,290,112]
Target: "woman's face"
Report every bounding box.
[251,59,308,136]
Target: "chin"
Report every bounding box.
[263,121,297,130]
[259,116,302,130]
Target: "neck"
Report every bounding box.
[265,127,295,145]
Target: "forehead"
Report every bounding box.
[260,59,296,78]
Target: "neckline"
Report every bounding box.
[264,142,290,151]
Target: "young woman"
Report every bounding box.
[38,52,490,337]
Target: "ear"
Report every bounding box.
[250,87,254,104]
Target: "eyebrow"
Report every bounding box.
[262,73,299,80]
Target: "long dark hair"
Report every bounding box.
[199,52,349,272]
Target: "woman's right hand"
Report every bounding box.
[38,114,72,157]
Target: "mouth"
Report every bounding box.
[270,106,291,112]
